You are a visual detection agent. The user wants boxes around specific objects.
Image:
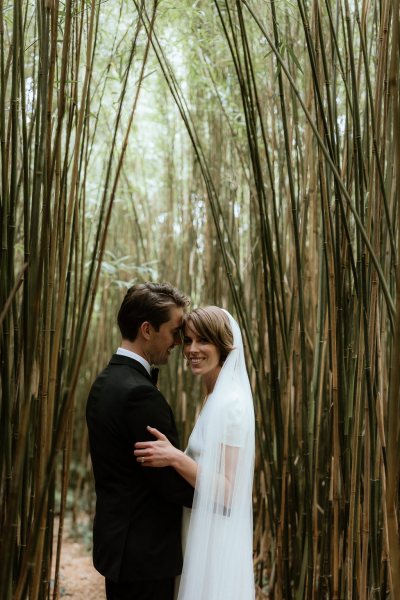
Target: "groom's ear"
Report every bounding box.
[140,321,152,340]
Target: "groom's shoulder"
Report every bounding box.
[108,354,150,378]
[86,364,164,422]
[88,354,152,395]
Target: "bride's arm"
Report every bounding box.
[135,428,240,510]
[222,445,240,508]
[134,426,198,488]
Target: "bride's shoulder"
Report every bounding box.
[214,392,250,445]
[217,389,246,420]
[220,382,247,405]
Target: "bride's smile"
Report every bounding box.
[183,324,221,391]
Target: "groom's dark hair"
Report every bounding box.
[118,282,189,341]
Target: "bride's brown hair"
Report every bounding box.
[184,306,234,363]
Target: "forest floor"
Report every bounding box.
[56,517,267,599]
[55,517,105,599]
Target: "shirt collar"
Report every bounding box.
[116,347,151,374]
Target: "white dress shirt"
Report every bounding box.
[116,347,151,375]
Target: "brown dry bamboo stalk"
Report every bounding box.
[45,0,97,422]
[360,401,371,596]
[385,0,400,594]
[0,263,28,328]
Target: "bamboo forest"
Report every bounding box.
[1,0,399,598]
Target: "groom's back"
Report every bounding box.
[86,355,193,584]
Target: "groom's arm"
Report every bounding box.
[125,385,194,507]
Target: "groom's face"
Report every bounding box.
[148,306,184,365]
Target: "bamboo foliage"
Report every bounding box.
[0,0,157,597]
[1,0,399,598]
[128,1,400,597]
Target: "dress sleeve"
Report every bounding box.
[223,398,247,447]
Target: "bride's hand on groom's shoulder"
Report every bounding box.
[134,426,182,468]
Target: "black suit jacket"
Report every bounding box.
[86,354,194,582]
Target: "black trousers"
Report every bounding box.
[105,577,175,600]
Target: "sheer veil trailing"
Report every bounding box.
[177,310,255,600]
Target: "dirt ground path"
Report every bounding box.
[57,520,266,599]
[57,524,105,599]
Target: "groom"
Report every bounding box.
[86,282,194,600]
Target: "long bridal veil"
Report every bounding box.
[177,310,255,600]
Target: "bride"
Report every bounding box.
[134,306,255,600]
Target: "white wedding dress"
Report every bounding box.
[175,311,255,600]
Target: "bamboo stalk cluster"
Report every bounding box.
[1,0,400,598]
[0,1,157,598]
[131,0,400,597]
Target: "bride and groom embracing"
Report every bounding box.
[86,282,255,600]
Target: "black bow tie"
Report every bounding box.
[150,367,159,385]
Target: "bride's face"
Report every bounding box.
[183,322,221,381]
